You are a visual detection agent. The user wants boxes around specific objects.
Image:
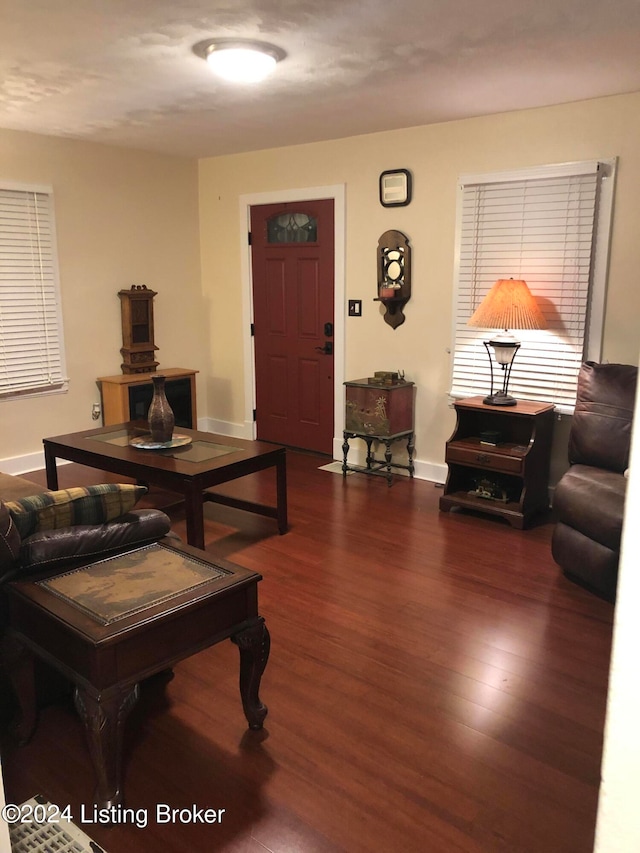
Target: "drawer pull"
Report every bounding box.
[476,453,491,463]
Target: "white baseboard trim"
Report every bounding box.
[0,450,48,477]
[200,417,254,440]
[414,459,448,484]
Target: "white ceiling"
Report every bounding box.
[2,0,640,159]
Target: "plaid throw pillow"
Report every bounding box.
[5,484,148,540]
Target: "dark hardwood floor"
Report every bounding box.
[1,452,613,852]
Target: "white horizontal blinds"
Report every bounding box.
[451,163,601,410]
[0,186,67,397]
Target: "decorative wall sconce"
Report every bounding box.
[375,230,411,329]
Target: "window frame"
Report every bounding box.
[448,158,617,414]
[0,180,68,400]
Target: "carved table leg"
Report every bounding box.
[231,618,270,730]
[2,633,38,745]
[365,437,375,470]
[407,432,415,477]
[342,432,350,476]
[383,439,393,485]
[74,683,139,809]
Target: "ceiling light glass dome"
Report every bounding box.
[193,39,286,84]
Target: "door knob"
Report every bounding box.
[315,342,333,355]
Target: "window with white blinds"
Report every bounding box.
[0,183,68,398]
[449,159,616,413]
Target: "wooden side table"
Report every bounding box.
[4,540,269,810]
[439,396,555,528]
[342,378,415,484]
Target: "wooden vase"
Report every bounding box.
[147,374,175,443]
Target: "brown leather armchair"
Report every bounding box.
[0,486,172,587]
[551,361,637,602]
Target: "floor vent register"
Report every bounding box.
[8,795,106,853]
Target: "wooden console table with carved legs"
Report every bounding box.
[4,539,270,810]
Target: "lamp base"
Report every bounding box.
[483,392,517,407]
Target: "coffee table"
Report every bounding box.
[43,423,288,549]
[4,538,270,809]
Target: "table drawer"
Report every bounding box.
[446,444,524,475]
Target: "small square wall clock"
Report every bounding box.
[379,169,412,207]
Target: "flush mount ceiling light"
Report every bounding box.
[193,38,286,83]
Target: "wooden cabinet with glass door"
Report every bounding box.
[118,285,159,374]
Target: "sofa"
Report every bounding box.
[551,361,637,602]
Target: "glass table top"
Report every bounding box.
[88,428,242,463]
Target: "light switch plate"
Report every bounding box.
[348,300,362,316]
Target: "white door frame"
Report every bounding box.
[239,184,346,458]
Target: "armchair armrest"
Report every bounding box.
[3,509,174,582]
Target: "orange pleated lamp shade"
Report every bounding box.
[468,279,546,330]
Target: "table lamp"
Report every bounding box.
[467,278,546,406]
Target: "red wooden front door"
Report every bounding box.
[250,199,334,454]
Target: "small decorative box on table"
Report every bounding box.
[343,373,415,485]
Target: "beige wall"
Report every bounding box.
[199,91,640,480]
[0,128,204,468]
[2,91,639,479]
